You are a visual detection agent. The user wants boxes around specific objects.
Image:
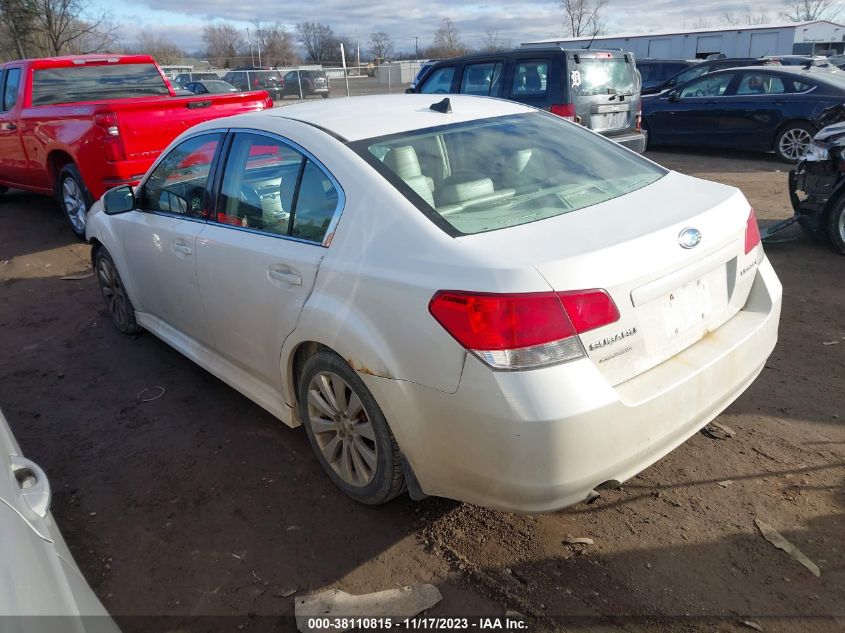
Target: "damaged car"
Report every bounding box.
[788,122,845,254]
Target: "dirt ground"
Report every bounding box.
[0,147,842,633]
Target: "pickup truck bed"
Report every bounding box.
[0,54,273,237]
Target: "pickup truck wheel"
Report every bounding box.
[57,164,91,239]
[828,197,845,255]
[95,248,141,334]
[775,123,814,163]
[298,351,405,505]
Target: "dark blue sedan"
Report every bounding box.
[642,66,845,162]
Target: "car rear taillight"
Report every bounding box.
[745,208,762,255]
[94,112,125,161]
[551,103,576,122]
[429,290,619,370]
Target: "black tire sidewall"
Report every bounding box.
[775,122,814,164]
[828,198,845,255]
[298,351,402,505]
[94,248,140,333]
[57,164,91,238]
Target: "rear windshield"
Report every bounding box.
[352,112,665,236]
[571,58,637,96]
[31,63,170,105]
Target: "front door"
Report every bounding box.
[0,68,27,187]
[650,72,737,146]
[113,132,224,346]
[196,131,342,388]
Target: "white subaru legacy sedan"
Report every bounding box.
[86,95,781,513]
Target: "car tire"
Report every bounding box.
[774,122,815,163]
[56,164,92,239]
[298,350,405,505]
[827,196,845,255]
[94,248,141,334]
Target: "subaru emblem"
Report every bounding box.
[678,227,702,249]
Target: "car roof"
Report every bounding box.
[215,94,535,142]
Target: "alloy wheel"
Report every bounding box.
[62,177,86,234]
[778,128,812,161]
[306,371,378,487]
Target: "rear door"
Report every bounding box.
[718,71,789,150]
[0,66,27,186]
[196,131,342,388]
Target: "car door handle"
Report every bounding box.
[267,266,302,285]
[172,240,192,255]
[1,122,16,131]
[10,456,51,518]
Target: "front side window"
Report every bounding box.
[674,64,708,86]
[215,132,339,243]
[679,73,733,98]
[420,67,455,94]
[353,112,665,236]
[460,62,503,96]
[140,133,222,217]
[3,68,21,111]
[512,61,549,96]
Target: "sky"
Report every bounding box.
[96,0,840,56]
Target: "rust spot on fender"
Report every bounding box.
[346,358,392,379]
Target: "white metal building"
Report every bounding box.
[521,20,845,59]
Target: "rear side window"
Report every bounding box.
[31,63,170,106]
[571,58,636,96]
[736,74,785,95]
[790,79,813,93]
[141,134,222,217]
[460,62,503,96]
[420,67,455,94]
[512,61,548,96]
[3,68,21,111]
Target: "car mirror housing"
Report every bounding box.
[668,90,679,102]
[102,185,135,215]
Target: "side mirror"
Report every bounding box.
[668,90,679,102]
[405,87,414,94]
[102,185,135,215]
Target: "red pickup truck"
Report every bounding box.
[0,55,273,237]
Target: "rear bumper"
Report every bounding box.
[605,129,648,153]
[361,258,781,513]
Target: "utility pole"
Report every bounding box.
[414,36,419,59]
[257,29,262,66]
[246,28,255,66]
[356,28,361,67]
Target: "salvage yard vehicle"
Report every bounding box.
[785,122,845,254]
[0,55,273,237]
[408,48,647,153]
[0,408,119,629]
[642,66,845,162]
[86,95,781,513]
[640,56,767,95]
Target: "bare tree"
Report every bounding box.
[369,31,394,60]
[692,18,712,29]
[560,0,608,37]
[136,32,182,65]
[721,8,770,25]
[33,0,116,56]
[203,23,243,67]
[296,22,336,62]
[430,18,465,58]
[780,0,841,21]
[0,0,37,58]
[257,22,298,67]
[480,26,510,52]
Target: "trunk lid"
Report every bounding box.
[462,171,761,386]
